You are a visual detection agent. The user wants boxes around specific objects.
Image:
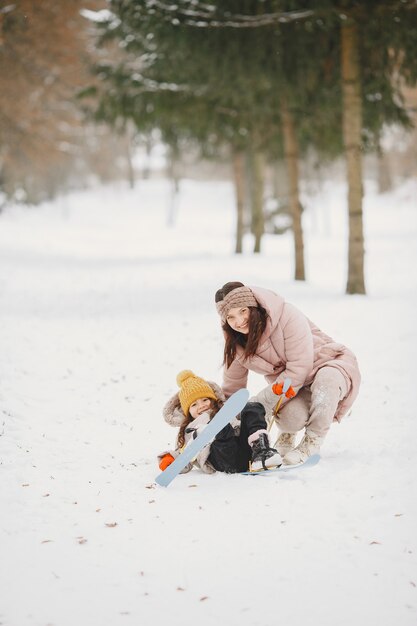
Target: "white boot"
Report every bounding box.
[283,430,323,465]
[249,432,283,472]
[274,432,296,457]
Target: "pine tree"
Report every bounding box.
[90,0,417,292]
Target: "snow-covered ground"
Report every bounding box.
[0,176,416,626]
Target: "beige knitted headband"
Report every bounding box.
[216,286,258,322]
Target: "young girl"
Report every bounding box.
[158,370,282,474]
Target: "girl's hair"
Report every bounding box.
[177,398,223,448]
[215,281,269,368]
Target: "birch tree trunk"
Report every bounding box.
[281,99,305,281]
[341,20,366,294]
[232,150,245,253]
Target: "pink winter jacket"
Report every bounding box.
[221,286,361,422]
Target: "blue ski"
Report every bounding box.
[155,388,249,487]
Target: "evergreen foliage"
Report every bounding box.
[90,0,417,158]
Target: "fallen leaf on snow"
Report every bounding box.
[148,500,155,504]
[42,493,50,497]
[370,541,381,545]
[41,540,53,544]
[177,587,185,591]
[188,484,198,488]
[77,537,88,544]
[199,596,209,602]
[145,484,155,490]
[105,522,118,528]
[22,484,29,487]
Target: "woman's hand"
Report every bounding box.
[272,381,296,398]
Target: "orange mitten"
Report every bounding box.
[159,453,175,470]
[272,382,284,395]
[272,382,296,399]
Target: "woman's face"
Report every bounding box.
[226,306,250,334]
[189,397,212,419]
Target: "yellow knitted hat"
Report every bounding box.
[176,370,217,416]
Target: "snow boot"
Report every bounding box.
[283,430,323,465]
[274,432,296,457]
[249,431,282,472]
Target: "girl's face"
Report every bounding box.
[189,397,212,419]
[226,306,250,334]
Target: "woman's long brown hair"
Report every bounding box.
[177,398,224,449]
[215,282,269,368]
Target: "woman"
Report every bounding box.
[215,282,361,464]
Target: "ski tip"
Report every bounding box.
[235,388,250,402]
[154,475,169,487]
[305,453,321,466]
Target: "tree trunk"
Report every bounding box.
[142,134,153,180]
[280,99,305,281]
[377,142,392,193]
[341,21,366,294]
[250,148,265,253]
[232,150,245,253]
[124,130,135,189]
[167,146,180,227]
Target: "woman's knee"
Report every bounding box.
[312,367,349,402]
[275,392,310,432]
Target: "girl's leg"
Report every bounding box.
[208,423,240,473]
[237,402,283,471]
[236,401,268,470]
[209,402,281,473]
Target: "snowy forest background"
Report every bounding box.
[1,2,417,626]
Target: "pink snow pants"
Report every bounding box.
[275,366,350,437]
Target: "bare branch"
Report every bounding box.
[146,0,417,28]
[147,1,315,27]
